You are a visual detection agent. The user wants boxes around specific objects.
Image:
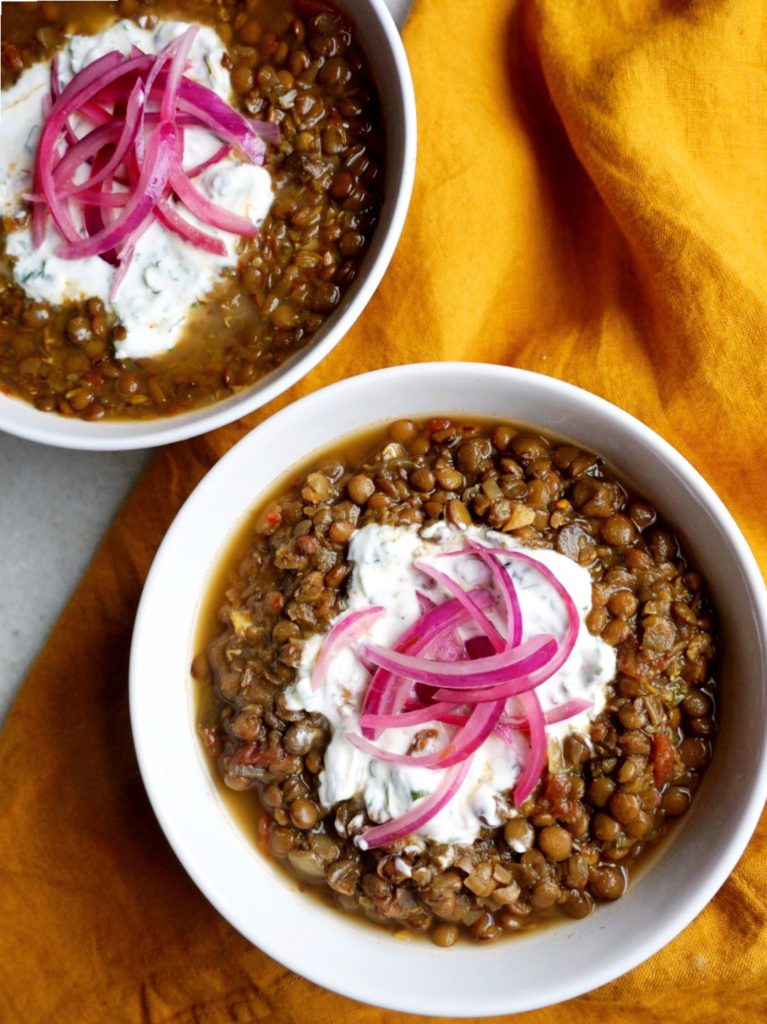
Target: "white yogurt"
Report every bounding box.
[285,523,616,847]
[0,19,274,360]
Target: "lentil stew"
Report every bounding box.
[0,0,385,420]
[196,417,719,945]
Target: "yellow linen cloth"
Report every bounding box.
[1,0,767,1021]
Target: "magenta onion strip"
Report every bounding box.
[311,606,384,692]
[465,542,523,648]
[185,142,232,178]
[357,759,472,851]
[70,190,129,208]
[361,634,557,689]
[359,701,466,731]
[109,209,153,297]
[50,52,83,146]
[513,691,547,805]
[169,166,261,237]
[160,26,199,123]
[55,121,178,260]
[501,697,592,730]
[80,145,118,265]
[154,197,227,256]
[360,592,495,738]
[414,559,505,652]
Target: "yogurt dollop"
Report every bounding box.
[285,523,616,847]
[0,19,274,360]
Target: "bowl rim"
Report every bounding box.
[0,0,417,451]
[130,362,767,1016]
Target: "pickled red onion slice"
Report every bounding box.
[414,559,505,652]
[464,541,523,647]
[501,697,592,729]
[513,691,547,805]
[359,590,493,739]
[360,634,558,689]
[356,760,473,852]
[311,606,384,691]
[28,26,280,293]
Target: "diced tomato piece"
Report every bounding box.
[652,734,675,787]
[230,741,260,766]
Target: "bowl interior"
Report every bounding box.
[131,363,767,1017]
[0,0,416,450]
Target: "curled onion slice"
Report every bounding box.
[359,591,493,738]
[185,142,232,178]
[464,542,523,648]
[169,165,261,237]
[347,698,504,770]
[311,606,384,691]
[414,559,505,652]
[513,691,547,805]
[153,198,227,256]
[55,121,177,260]
[160,25,198,122]
[356,759,472,851]
[361,633,557,690]
[501,697,592,729]
[109,209,153,298]
[50,52,78,146]
[359,701,465,731]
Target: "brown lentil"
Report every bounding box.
[389,419,417,444]
[538,825,572,862]
[430,923,459,947]
[347,474,375,505]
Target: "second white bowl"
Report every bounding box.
[0,0,416,450]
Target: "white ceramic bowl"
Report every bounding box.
[0,0,416,451]
[131,363,767,1017]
